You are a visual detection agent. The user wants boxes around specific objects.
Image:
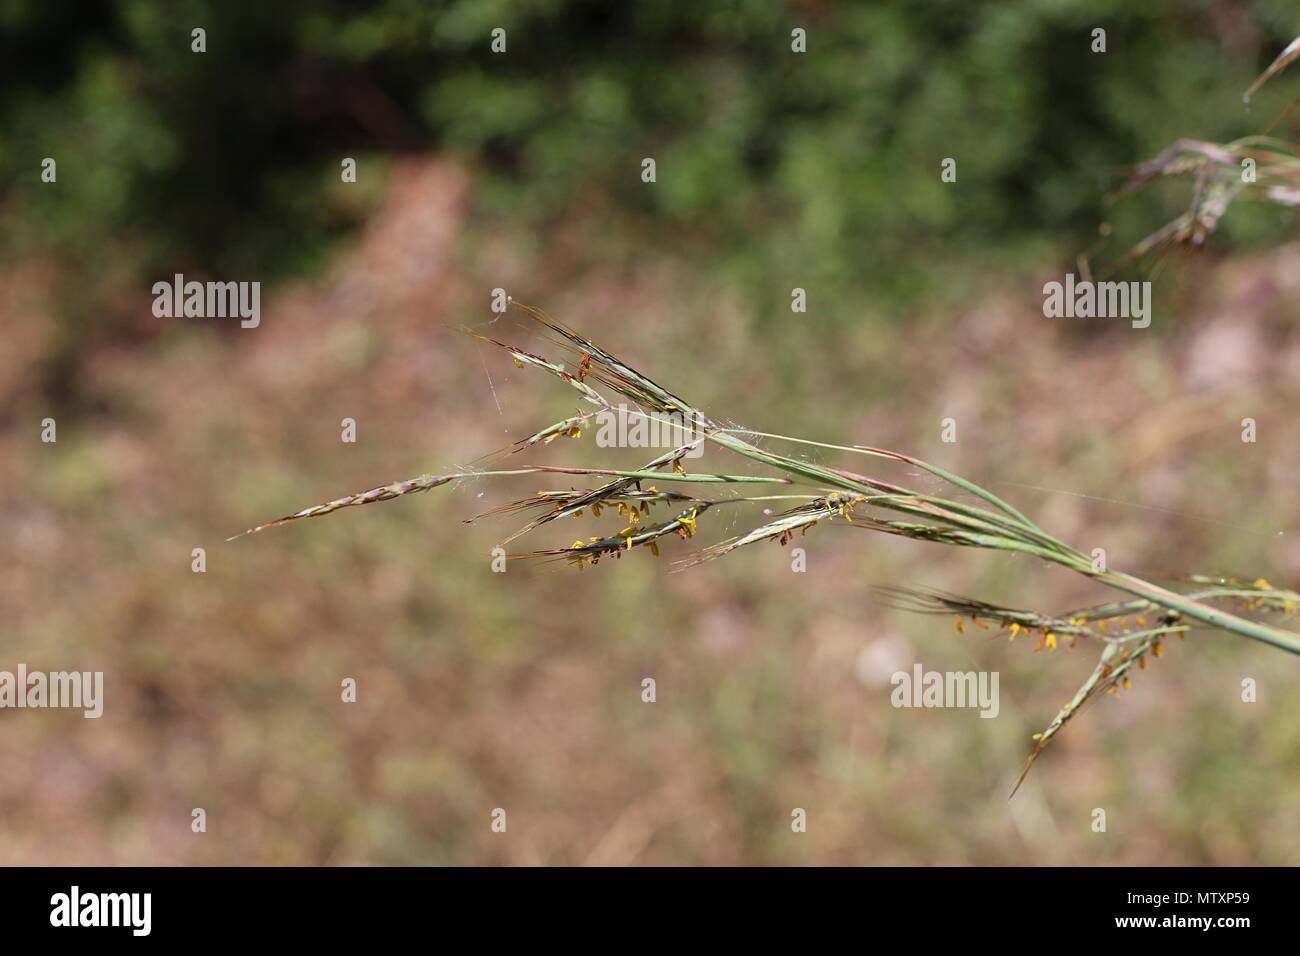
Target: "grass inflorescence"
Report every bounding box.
[234,299,1300,794]
[1093,37,1300,274]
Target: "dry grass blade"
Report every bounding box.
[1245,35,1300,100]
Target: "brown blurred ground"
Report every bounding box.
[2,158,1299,865]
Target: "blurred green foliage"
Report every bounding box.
[1,0,1298,314]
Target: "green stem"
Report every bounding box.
[709,429,1300,658]
[521,466,791,485]
[1101,571,1300,656]
[719,427,1045,532]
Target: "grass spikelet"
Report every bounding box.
[1092,36,1300,272]
[676,493,863,567]
[227,472,457,539]
[512,503,714,568]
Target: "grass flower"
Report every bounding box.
[1093,37,1300,273]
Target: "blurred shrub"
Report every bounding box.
[1,0,1297,321]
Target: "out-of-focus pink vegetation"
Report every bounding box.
[4,160,1300,864]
